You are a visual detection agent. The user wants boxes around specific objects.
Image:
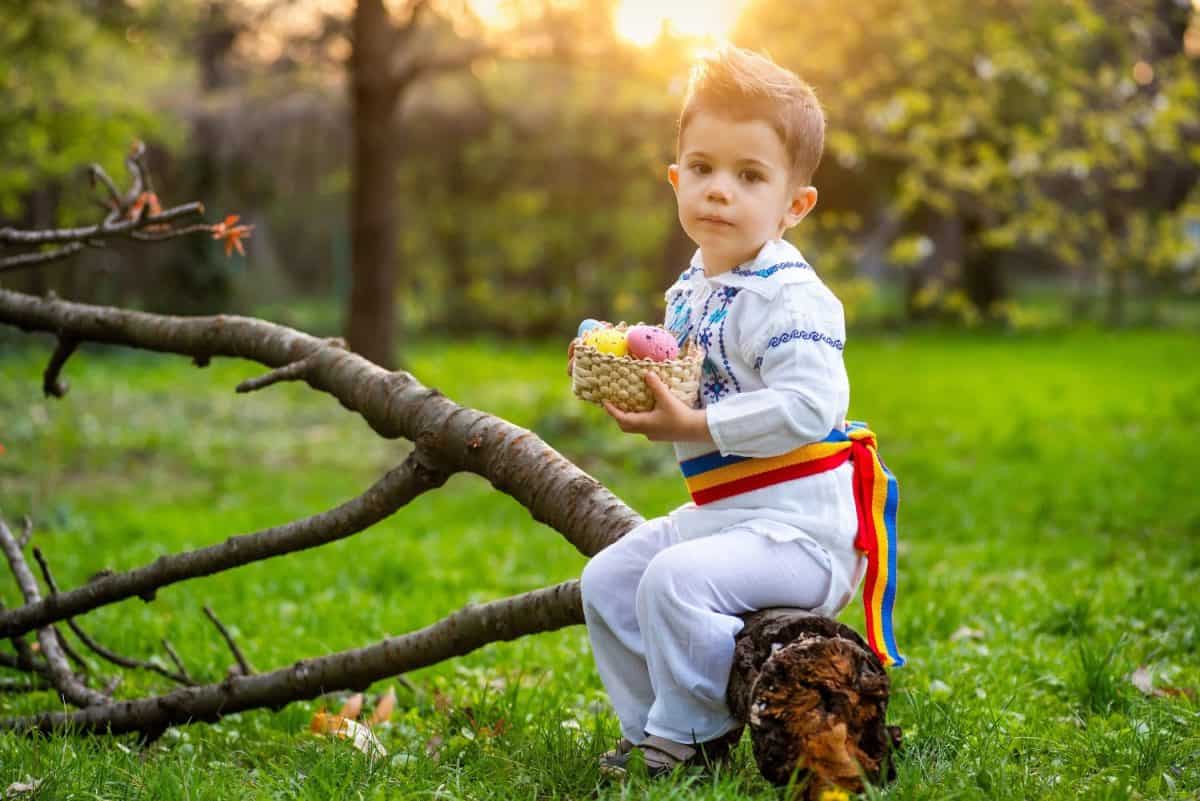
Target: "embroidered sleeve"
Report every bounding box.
[704,284,849,458]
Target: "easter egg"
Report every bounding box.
[626,325,679,362]
[577,318,606,338]
[586,327,629,357]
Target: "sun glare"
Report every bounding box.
[614,0,745,46]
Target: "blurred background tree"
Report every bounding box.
[2,0,1198,348]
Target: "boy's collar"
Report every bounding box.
[683,239,816,298]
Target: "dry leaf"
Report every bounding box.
[1130,666,1197,700]
[310,712,387,759]
[370,687,397,726]
[476,716,507,739]
[950,626,985,642]
[1130,666,1156,696]
[425,733,444,760]
[433,688,452,713]
[5,779,41,797]
[338,692,364,720]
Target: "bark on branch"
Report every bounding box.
[0,450,449,639]
[0,581,582,737]
[0,287,640,565]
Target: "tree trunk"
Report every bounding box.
[346,0,400,369]
[729,609,899,800]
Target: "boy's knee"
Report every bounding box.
[635,549,689,614]
[580,547,623,613]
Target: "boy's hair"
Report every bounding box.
[678,46,825,185]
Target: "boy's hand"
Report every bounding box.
[603,372,715,444]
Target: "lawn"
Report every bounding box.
[0,327,1198,800]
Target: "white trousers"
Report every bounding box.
[580,514,834,745]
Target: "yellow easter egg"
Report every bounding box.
[588,328,629,357]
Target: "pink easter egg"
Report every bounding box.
[625,325,680,362]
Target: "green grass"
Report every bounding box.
[1,329,1198,800]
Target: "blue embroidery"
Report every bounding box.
[694,286,741,402]
[754,328,845,369]
[731,260,812,279]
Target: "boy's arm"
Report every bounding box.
[705,286,848,458]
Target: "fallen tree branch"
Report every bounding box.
[0,519,108,707]
[0,581,583,736]
[0,287,641,570]
[0,450,449,639]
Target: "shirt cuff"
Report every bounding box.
[704,404,731,455]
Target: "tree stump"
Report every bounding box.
[728,609,900,799]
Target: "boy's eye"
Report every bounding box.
[689,162,711,175]
[740,169,764,183]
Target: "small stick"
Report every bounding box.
[161,639,193,685]
[203,605,253,676]
[43,336,79,398]
[32,548,192,686]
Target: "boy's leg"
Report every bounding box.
[580,515,684,745]
[636,523,833,745]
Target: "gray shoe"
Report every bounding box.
[600,728,743,780]
[597,736,636,776]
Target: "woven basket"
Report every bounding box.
[570,325,703,412]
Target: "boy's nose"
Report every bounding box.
[706,179,731,202]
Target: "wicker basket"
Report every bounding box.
[570,324,703,412]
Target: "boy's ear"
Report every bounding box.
[783,185,818,228]
[667,164,680,193]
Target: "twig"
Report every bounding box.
[0,676,50,693]
[130,224,218,242]
[0,649,49,677]
[161,639,193,685]
[235,353,321,394]
[128,140,155,197]
[88,163,123,210]
[17,517,32,549]
[235,339,346,394]
[203,606,253,676]
[54,628,90,674]
[0,518,108,707]
[0,244,85,273]
[32,547,193,686]
[43,336,79,398]
[0,202,204,246]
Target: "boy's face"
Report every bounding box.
[669,110,817,274]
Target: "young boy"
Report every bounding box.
[580,45,902,778]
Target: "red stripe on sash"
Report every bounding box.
[851,438,882,659]
[688,449,852,505]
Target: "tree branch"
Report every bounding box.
[0,288,641,566]
[0,580,583,736]
[32,547,192,686]
[0,203,204,247]
[0,519,108,707]
[0,450,450,639]
[43,336,79,398]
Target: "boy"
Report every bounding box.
[580,45,902,779]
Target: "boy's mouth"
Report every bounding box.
[697,214,734,227]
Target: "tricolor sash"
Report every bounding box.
[679,422,904,668]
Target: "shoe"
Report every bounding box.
[597,736,636,776]
[601,727,743,780]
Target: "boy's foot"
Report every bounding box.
[599,727,743,780]
[597,736,636,775]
